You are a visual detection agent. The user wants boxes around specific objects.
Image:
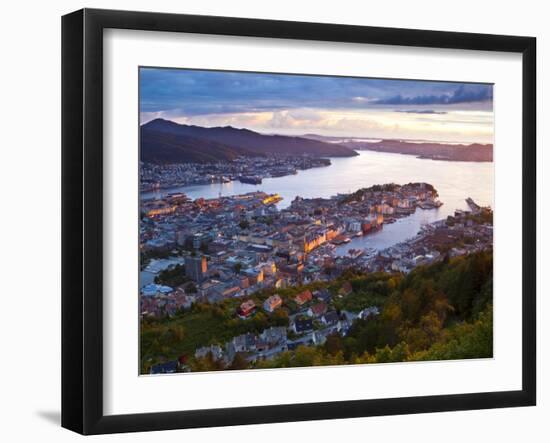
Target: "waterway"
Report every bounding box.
[141,150,494,256]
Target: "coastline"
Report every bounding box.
[140,157,333,196]
[356,147,493,163]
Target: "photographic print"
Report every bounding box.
[139,68,494,375]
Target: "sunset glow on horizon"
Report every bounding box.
[140,68,494,144]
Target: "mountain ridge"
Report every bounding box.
[140,119,359,164]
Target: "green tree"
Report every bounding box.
[190,353,226,372]
[324,334,344,356]
[154,264,188,287]
[228,353,249,370]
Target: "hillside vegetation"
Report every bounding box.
[141,250,493,372]
[258,250,493,368]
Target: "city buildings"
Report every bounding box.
[139,181,492,371]
[185,255,207,282]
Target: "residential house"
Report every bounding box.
[293,318,314,334]
[359,306,380,320]
[294,289,313,306]
[341,310,359,323]
[307,302,328,318]
[260,326,287,346]
[321,311,339,327]
[238,299,256,318]
[232,333,257,353]
[195,345,224,361]
[314,289,332,303]
[263,294,283,313]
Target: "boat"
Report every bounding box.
[239,175,263,185]
[332,235,351,245]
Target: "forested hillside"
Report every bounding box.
[141,250,493,372]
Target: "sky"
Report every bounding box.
[140,68,494,144]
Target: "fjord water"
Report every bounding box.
[142,150,494,254]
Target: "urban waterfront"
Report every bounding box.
[139,69,494,374]
[142,150,494,253]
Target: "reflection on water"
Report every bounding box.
[142,151,494,254]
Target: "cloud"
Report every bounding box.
[377,85,493,105]
[139,68,494,142]
[155,107,493,143]
[394,110,447,115]
[140,68,492,117]
[352,96,376,103]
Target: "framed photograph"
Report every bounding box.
[62,8,536,435]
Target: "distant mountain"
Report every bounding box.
[301,134,493,162]
[345,139,493,162]
[140,119,358,164]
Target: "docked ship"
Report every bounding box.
[270,168,298,177]
[417,199,443,209]
[262,193,283,205]
[331,235,351,245]
[239,175,263,185]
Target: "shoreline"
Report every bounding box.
[356,148,493,163]
[140,158,332,197]
[141,150,494,202]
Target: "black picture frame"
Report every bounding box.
[62,8,537,435]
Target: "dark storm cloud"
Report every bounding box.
[377,85,493,105]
